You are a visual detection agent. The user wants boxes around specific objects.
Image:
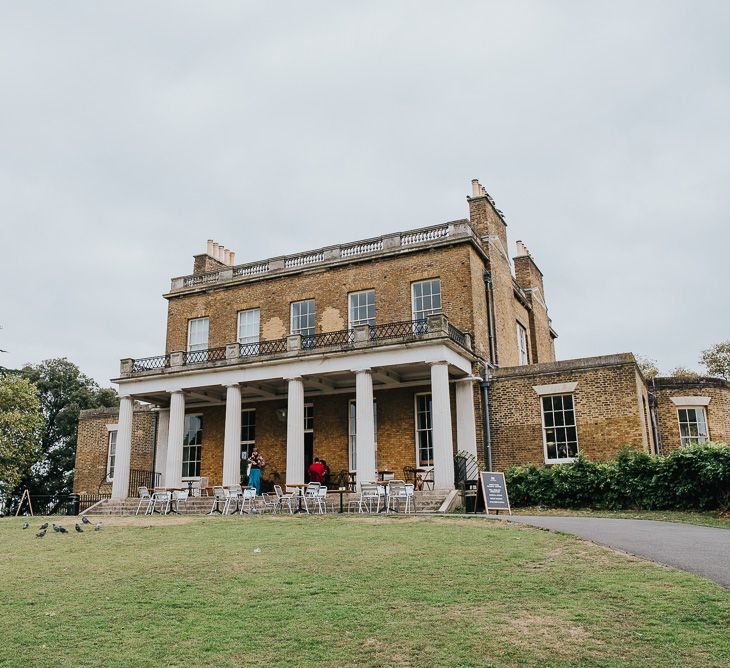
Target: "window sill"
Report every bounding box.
[544,458,576,465]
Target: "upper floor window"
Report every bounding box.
[517,323,529,365]
[238,309,260,345]
[182,414,203,478]
[291,299,316,337]
[349,290,375,328]
[541,394,578,463]
[412,279,441,322]
[677,407,709,447]
[187,317,209,352]
[106,429,117,481]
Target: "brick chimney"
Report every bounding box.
[192,239,237,274]
[513,240,545,297]
[467,178,508,253]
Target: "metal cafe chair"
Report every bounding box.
[224,485,242,514]
[314,486,328,514]
[151,490,172,515]
[239,487,257,514]
[387,481,408,513]
[273,484,296,514]
[348,483,379,513]
[136,486,152,515]
[209,486,227,514]
[302,483,321,513]
[258,492,278,513]
[172,489,189,513]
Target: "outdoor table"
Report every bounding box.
[151,487,182,514]
[286,483,308,513]
[328,488,352,514]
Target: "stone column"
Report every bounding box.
[455,379,478,458]
[285,377,305,486]
[430,362,455,489]
[222,383,242,486]
[154,409,170,487]
[354,368,376,490]
[111,396,133,499]
[165,390,186,489]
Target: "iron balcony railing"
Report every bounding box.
[122,317,471,377]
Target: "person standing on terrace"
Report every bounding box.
[247,448,265,494]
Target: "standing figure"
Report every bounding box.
[247,447,265,495]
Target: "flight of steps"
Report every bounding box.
[84,489,451,516]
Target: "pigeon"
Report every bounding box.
[22,522,29,529]
[81,516,91,525]
[75,523,84,533]
[40,522,48,530]
[36,530,46,538]
[94,522,102,531]
[58,526,68,534]
[52,523,61,533]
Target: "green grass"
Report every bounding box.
[0,515,728,668]
[511,507,730,530]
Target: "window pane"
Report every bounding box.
[238,309,260,344]
[188,318,209,352]
[349,290,376,327]
[412,279,441,321]
[541,394,578,461]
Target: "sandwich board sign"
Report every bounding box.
[474,471,511,515]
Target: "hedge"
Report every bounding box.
[504,443,730,511]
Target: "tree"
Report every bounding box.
[700,341,730,380]
[636,355,659,379]
[17,358,117,497]
[669,366,701,379]
[0,375,44,501]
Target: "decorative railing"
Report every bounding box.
[307,329,356,349]
[184,346,227,365]
[170,220,478,292]
[132,355,170,372]
[239,338,288,357]
[448,323,467,348]
[370,319,428,342]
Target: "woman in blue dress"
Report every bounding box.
[247,448,265,495]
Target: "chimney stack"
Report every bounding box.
[516,240,530,257]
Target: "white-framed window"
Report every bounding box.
[541,394,578,462]
[412,279,441,322]
[237,309,260,345]
[348,290,376,328]
[187,317,209,352]
[517,322,529,365]
[304,404,314,432]
[677,407,709,447]
[240,409,256,464]
[182,414,203,479]
[106,429,117,481]
[291,299,316,339]
[348,400,378,471]
[414,393,433,467]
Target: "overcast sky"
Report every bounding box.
[1,1,729,387]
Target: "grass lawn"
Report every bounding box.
[511,507,730,530]
[1,515,728,668]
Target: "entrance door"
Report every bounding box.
[304,432,314,481]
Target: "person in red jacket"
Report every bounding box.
[308,457,326,483]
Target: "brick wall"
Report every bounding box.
[488,354,648,470]
[73,406,156,495]
[651,377,730,453]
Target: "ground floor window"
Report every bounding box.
[240,409,256,464]
[348,400,378,471]
[677,407,709,447]
[106,429,117,481]
[182,414,203,478]
[414,393,433,467]
[541,394,578,462]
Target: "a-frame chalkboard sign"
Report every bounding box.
[473,471,511,515]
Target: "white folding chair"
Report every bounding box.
[225,485,242,514]
[273,484,295,514]
[387,481,407,513]
[352,483,379,513]
[259,492,278,513]
[152,491,171,515]
[404,483,416,513]
[209,486,227,514]
[198,477,210,496]
[172,489,189,513]
[314,486,328,514]
[240,487,257,514]
[136,486,151,515]
[302,483,321,513]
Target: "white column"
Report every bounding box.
[154,409,170,487]
[354,368,376,490]
[165,390,186,489]
[222,383,242,486]
[455,379,478,458]
[111,396,133,499]
[430,362,455,489]
[285,377,305,486]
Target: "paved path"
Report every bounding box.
[503,515,730,588]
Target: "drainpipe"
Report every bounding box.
[483,271,498,367]
[480,364,494,471]
[649,378,662,456]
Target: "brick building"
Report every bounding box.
[73,179,730,497]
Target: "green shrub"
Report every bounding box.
[504,443,730,511]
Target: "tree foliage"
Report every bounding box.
[669,366,700,379]
[700,340,730,380]
[17,358,117,497]
[0,375,44,499]
[636,355,659,379]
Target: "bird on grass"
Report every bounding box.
[36,530,46,538]
[22,522,29,529]
[74,523,83,533]
[52,523,61,533]
[81,516,91,525]
[57,526,68,534]
[39,522,48,530]
[94,522,102,531]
